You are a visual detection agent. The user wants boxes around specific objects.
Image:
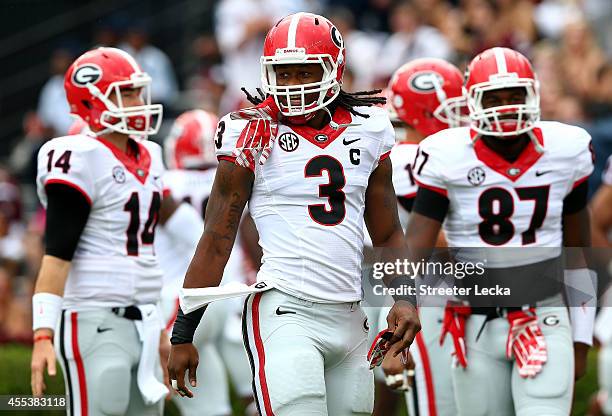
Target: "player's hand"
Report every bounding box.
[382,348,414,391]
[167,343,199,398]
[230,95,281,170]
[440,301,471,368]
[159,331,173,400]
[386,300,421,355]
[30,329,56,397]
[506,308,547,378]
[574,342,589,380]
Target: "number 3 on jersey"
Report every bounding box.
[305,155,346,226]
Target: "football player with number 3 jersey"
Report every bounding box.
[30,47,184,416]
[406,47,594,415]
[378,58,465,416]
[168,13,420,415]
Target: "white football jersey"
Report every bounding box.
[216,106,395,302]
[416,121,593,267]
[37,133,166,309]
[390,142,419,229]
[603,154,612,186]
[156,168,246,288]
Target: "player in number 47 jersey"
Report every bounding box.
[406,47,594,416]
[168,13,420,415]
[30,47,187,416]
[379,58,466,416]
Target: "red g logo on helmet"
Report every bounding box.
[408,71,445,93]
[72,64,102,87]
[330,26,343,49]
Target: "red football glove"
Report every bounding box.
[230,96,280,171]
[440,301,471,368]
[368,330,393,370]
[506,308,547,378]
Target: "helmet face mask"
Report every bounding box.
[65,47,163,139]
[97,76,163,137]
[260,13,345,118]
[432,95,468,127]
[464,48,540,138]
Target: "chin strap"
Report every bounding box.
[321,107,362,130]
[527,129,545,154]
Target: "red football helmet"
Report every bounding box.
[464,47,540,137]
[261,13,346,118]
[64,47,163,138]
[164,110,219,169]
[388,58,466,137]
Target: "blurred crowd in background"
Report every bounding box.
[0,0,611,344]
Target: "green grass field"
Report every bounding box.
[0,344,600,415]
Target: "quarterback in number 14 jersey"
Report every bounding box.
[36,133,166,309]
[216,105,395,303]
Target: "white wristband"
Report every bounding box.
[564,269,597,345]
[32,292,63,332]
[570,306,596,345]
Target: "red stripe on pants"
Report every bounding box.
[252,293,275,416]
[416,331,437,416]
[71,312,88,416]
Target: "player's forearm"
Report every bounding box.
[34,255,71,296]
[589,186,612,248]
[563,208,591,269]
[32,255,70,336]
[183,161,253,289]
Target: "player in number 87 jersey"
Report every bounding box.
[31,47,183,416]
[406,47,594,415]
[168,13,420,415]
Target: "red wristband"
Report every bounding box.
[33,334,53,343]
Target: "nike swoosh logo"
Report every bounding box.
[535,170,552,177]
[343,138,361,145]
[97,327,113,333]
[275,307,296,316]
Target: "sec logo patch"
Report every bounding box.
[467,167,485,186]
[112,166,126,183]
[278,132,299,152]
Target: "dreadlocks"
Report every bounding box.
[335,89,386,118]
[240,87,387,119]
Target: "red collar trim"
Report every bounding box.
[97,137,151,184]
[471,128,543,182]
[287,107,353,149]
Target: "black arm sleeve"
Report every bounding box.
[412,187,450,223]
[171,307,205,344]
[397,195,415,213]
[44,183,91,261]
[563,180,589,215]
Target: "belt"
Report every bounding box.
[471,306,532,342]
[112,306,142,320]
[471,306,528,318]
